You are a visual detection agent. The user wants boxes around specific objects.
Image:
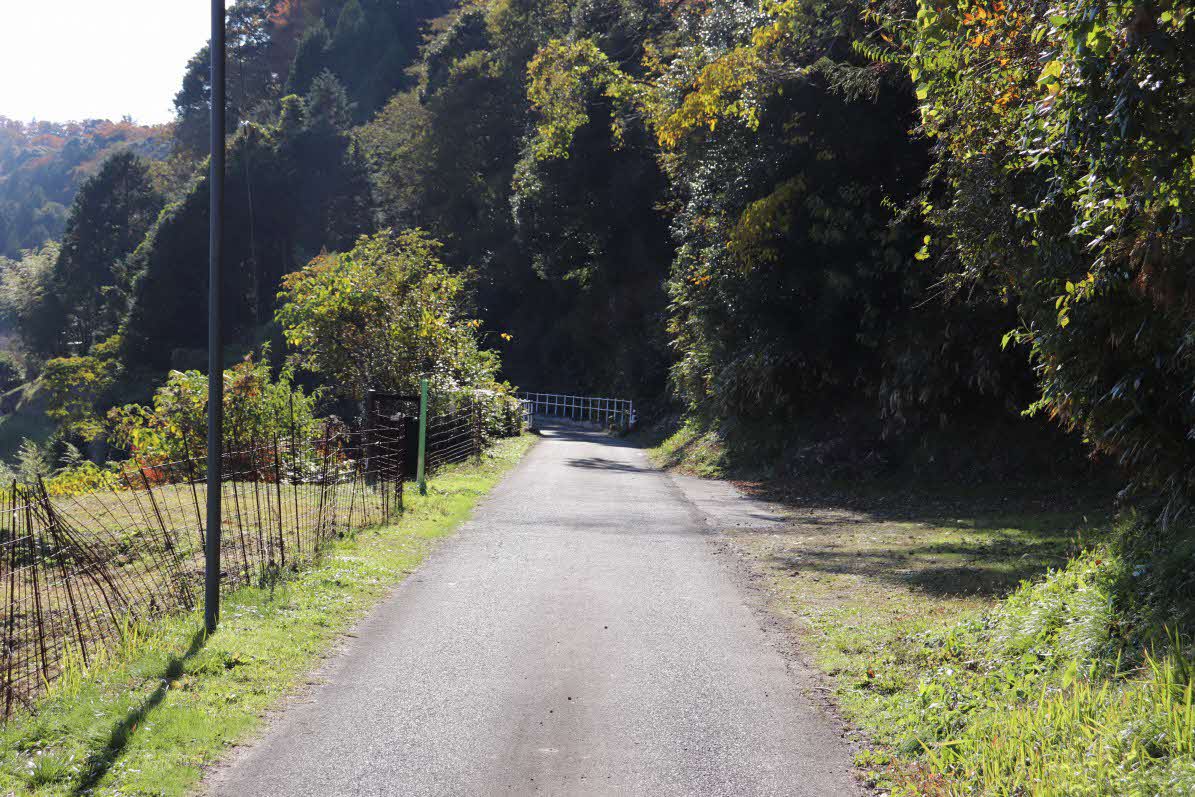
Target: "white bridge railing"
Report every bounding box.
[519,393,637,429]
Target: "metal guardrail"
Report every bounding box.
[519,393,636,429]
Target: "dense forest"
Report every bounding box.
[0,0,1189,507]
[0,117,172,258]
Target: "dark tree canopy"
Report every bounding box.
[47,152,164,356]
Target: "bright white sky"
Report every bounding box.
[0,1,233,124]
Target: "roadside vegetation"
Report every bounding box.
[651,429,1195,794]
[0,434,534,796]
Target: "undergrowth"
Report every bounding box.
[647,419,728,477]
[888,538,1195,795]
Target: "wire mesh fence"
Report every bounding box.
[426,401,480,473]
[369,389,524,476]
[0,388,526,721]
[0,421,405,719]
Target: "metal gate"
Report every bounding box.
[519,392,636,429]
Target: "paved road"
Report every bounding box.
[207,420,860,796]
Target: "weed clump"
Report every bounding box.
[896,534,1195,795]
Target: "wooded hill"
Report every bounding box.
[0,0,1191,516]
[0,117,171,259]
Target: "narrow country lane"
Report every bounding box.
[206,420,860,796]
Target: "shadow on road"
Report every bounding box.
[531,416,641,450]
[564,457,650,473]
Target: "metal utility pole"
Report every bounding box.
[205,0,226,634]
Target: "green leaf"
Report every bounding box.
[1036,61,1062,85]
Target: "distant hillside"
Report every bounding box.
[0,117,173,257]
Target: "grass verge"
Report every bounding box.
[0,433,536,796]
[649,427,1195,795]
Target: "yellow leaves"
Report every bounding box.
[526,39,633,160]
[1036,59,1063,86]
[915,235,932,261]
[656,46,765,150]
[992,86,1019,110]
[726,176,806,267]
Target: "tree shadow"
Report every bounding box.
[771,532,1077,599]
[71,626,209,795]
[565,457,649,473]
[533,421,641,449]
[740,474,1116,532]
[740,478,1105,601]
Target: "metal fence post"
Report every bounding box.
[364,389,376,484]
[473,397,483,465]
[417,378,429,496]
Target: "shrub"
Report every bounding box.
[276,229,500,401]
[107,349,319,466]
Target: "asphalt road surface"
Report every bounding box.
[207,419,860,796]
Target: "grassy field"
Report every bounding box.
[0,433,535,796]
[649,425,1195,795]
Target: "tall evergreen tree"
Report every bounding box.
[285,21,331,96]
[47,152,163,355]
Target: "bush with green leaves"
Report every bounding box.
[107,349,319,466]
[277,229,501,401]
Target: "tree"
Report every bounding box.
[285,21,331,96]
[0,244,59,365]
[276,229,499,400]
[174,0,280,154]
[879,0,1195,509]
[122,100,371,371]
[52,152,163,355]
[360,0,676,397]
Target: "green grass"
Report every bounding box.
[725,502,1195,795]
[650,422,1195,795]
[881,545,1195,796]
[0,433,536,796]
[646,420,728,478]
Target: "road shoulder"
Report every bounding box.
[667,471,874,791]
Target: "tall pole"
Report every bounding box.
[205,0,226,634]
